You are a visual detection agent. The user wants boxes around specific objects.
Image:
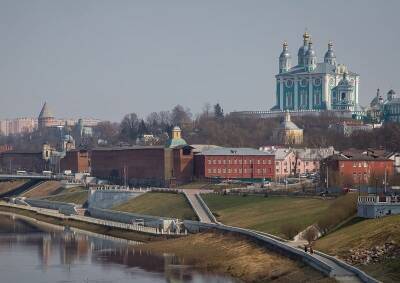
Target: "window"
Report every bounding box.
[213,160,216,165]
[223,160,226,164]
[228,169,231,173]
[244,160,247,164]
[306,161,309,166]
[223,169,226,173]
[276,161,280,165]
[239,160,242,164]
[228,160,231,164]
[262,160,266,164]
[358,162,362,168]
[353,162,356,168]
[257,160,260,164]
[276,169,279,172]
[239,168,242,173]
[268,160,271,165]
[213,169,216,173]
[218,160,221,165]
[269,168,272,173]
[208,160,211,165]
[234,159,237,164]
[234,169,237,173]
[262,168,266,173]
[341,163,344,168]
[207,169,211,173]
[257,169,261,174]
[364,162,367,168]
[217,168,221,173]
[244,169,247,173]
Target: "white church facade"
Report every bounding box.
[271,32,362,114]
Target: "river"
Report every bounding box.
[0,212,237,283]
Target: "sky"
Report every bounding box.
[0,0,399,122]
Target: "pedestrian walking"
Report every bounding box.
[304,245,308,253]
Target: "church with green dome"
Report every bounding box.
[272,32,362,114]
[165,126,188,148]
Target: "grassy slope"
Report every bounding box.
[21,181,61,198]
[0,180,28,194]
[315,215,400,283]
[113,192,197,220]
[45,190,88,205]
[203,194,333,237]
[143,232,334,283]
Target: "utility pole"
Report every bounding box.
[384,166,387,194]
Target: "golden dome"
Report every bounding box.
[303,31,310,40]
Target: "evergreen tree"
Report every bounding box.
[214,103,224,119]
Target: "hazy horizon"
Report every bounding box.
[1,0,399,122]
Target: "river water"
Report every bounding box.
[0,213,236,283]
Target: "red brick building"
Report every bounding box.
[91,145,193,187]
[0,151,47,173]
[60,149,90,173]
[321,153,394,187]
[194,148,275,181]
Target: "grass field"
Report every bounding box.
[45,190,88,205]
[21,181,61,198]
[143,232,334,283]
[113,192,197,220]
[202,194,333,237]
[315,215,400,283]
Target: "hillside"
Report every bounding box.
[0,180,28,195]
[202,194,333,238]
[21,181,61,198]
[113,192,198,220]
[315,215,400,283]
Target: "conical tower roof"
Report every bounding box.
[39,102,54,119]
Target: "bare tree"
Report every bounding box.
[280,223,301,240]
[302,226,319,246]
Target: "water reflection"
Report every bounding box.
[0,213,236,283]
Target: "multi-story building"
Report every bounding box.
[0,118,37,136]
[91,127,193,187]
[261,146,335,178]
[321,152,394,188]
[330,121,374,137]
[368,89,400,123]
[294,147,335,174]
[194,147,275,181]
[272,32,362,114]
[60,149,90,174]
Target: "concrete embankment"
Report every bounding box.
[0,203,174,243]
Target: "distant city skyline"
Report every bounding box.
[0,0,399,121]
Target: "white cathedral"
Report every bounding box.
[271,32,362,114]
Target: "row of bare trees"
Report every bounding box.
[2,103,400,152]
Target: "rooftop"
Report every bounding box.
[196,147,274,156]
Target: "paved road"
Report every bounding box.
[189,192,366,283]
[182,190,214,223]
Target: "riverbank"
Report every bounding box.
[0,204,335,282]
[142,231,335,283]
[0,205,166,243]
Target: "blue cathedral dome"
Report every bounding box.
[279,41,290,59]
[297,31,310,65]
[324,41,336,65]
